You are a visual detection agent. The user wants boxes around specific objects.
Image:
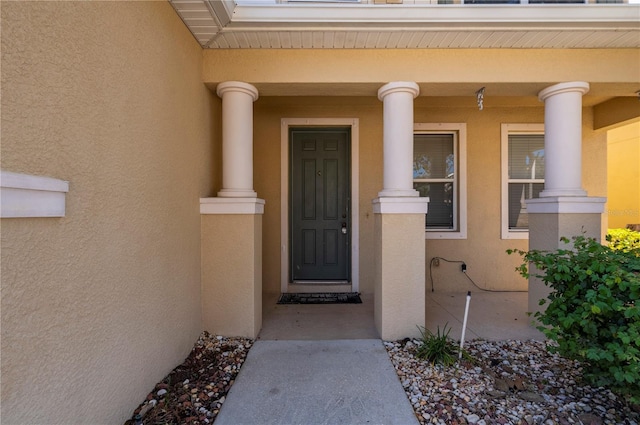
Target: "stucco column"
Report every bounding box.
[377,82,420,198]
[200,204,263,339]
[526,81,605,316]
[538,81,589,198]
[373,82,428,341]
[200,81,264,338]
[216,81,259,198]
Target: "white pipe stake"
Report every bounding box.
[459,291,471,360]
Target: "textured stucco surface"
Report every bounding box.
[1,2,214,423]
[253,97,607,294]
[607,122,640,229]
[201,214,263,338]
[527,212,604,314]
[374,213,426,340]
[203,49,640,93]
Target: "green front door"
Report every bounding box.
[290,128,351,282]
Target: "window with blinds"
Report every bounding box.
[507,134,545,230]
[413,133,457,230]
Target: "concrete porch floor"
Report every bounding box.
[259,291,544,341]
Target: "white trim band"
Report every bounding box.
[200,197,266,214]
[373,197,429,214]
[1,171,69,218]
[526,196,606,214]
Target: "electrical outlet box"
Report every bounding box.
[461,263,467,272]
[433,258,440,266]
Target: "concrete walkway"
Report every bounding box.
[214,339,419,425]
[216,291,543,424]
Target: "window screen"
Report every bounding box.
[508,134,545,230]
[414,134,456,230]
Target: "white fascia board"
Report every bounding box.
[229,4,640,29]
[1,171,69,218]
[207,0,235,26]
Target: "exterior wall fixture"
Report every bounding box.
[475,87,485,111]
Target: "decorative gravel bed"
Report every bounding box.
[125,332,252,425]
[126,334,639,425]
[385,339,640,425]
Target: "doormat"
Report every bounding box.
[277,292,362,305]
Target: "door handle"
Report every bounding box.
[341,222,347,234]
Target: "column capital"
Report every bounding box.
[538,81,589,102]
[216,81,259,102]
[377,82,420,101]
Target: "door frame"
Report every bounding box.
[281,118,360,293]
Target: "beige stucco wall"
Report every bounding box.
[527,212,604,314]
[203,49,639,97]
[607,121,640,229]
[1,2,214,423]
[252,97,607,295]
[374,213,426,340]
[201,214,263,338]
[253,97,383,295]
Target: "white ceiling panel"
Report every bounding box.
[208,29,640,48]
[333,31,347,48]
[608,30,640,47]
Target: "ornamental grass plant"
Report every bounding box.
[415,324,461,367]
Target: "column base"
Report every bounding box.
[217,189,258,198]
[200,197,265,214]
[377,189,420,198]
[539,188,587,198]
[526,196,605,214]
[372,196,429,214]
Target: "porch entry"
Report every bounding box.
[290,127,351,283]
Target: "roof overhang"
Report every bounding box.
[170,1,640,48]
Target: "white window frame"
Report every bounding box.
[501,123,545,240]
[414,123,467,240]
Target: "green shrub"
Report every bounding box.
[508,235,640,404]
[415,324,460,367]
[607,228,640,256]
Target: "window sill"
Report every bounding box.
[501,230,529,240]
[425,230,467,240]
[0,171,69,218]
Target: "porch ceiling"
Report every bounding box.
[170,1,640,49]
